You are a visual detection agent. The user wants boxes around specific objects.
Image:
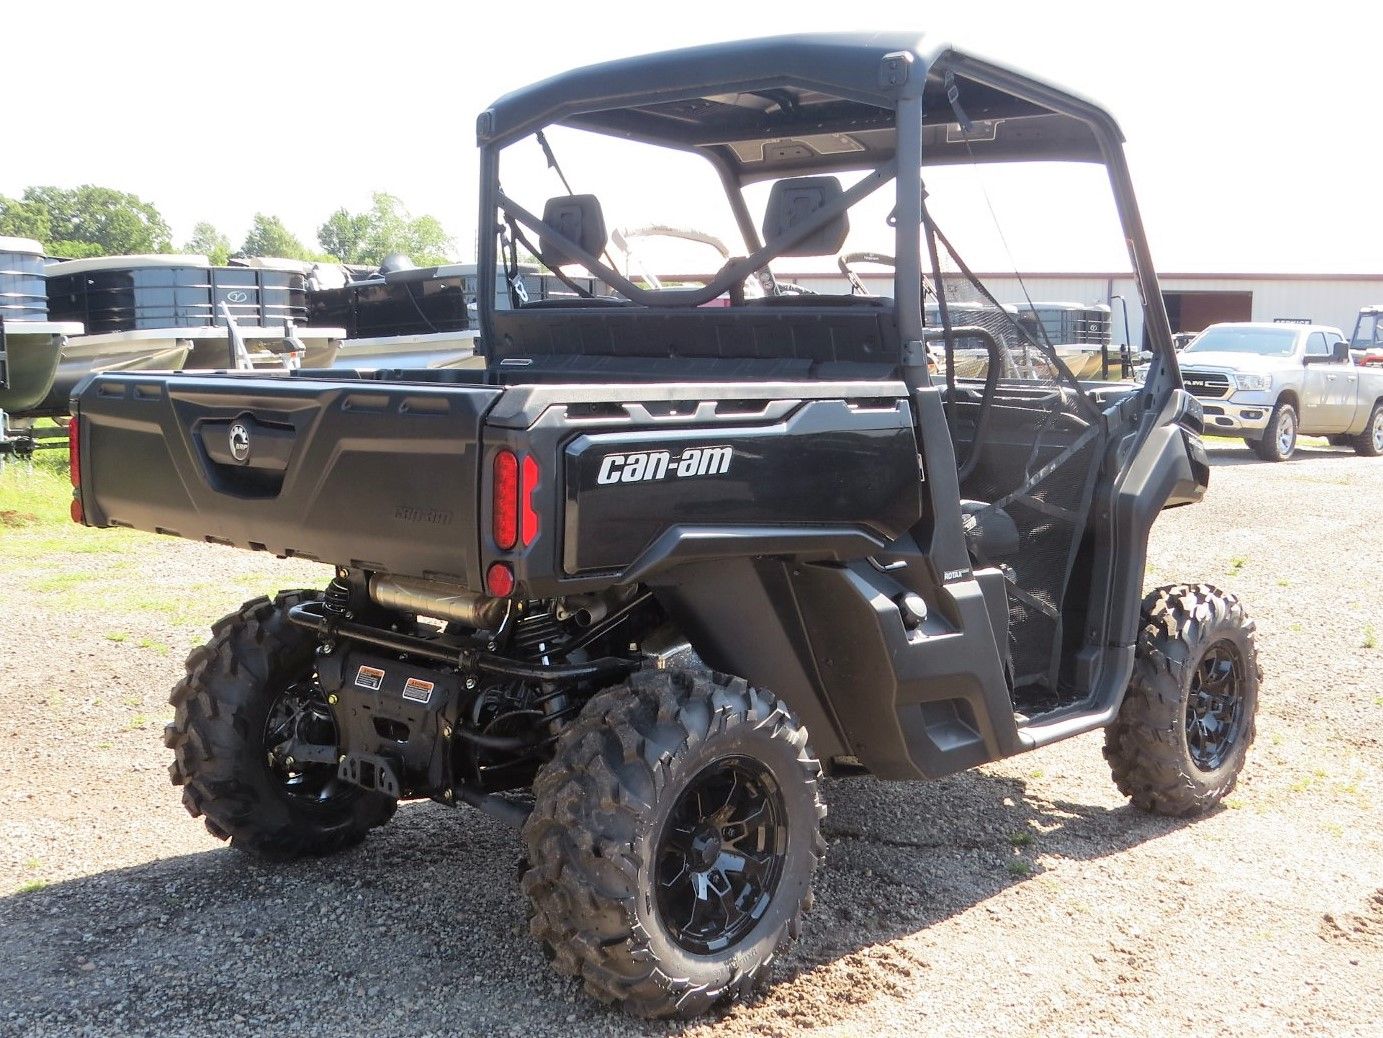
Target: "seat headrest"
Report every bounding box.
[540,195,607,267]
[761,176,849,257]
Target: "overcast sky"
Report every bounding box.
[6,1,1379,274]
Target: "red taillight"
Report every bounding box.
[492,449,518,550]
[68,418,84,525]
[520,454,539,546]
[486,562,515,597]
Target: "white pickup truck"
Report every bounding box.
[1173,322,1383,461]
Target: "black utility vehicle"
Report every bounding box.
[71,34,1259,1018]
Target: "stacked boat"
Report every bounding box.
[309,257,480,371]
[0,237,82,457]
[41,254,344,412]
[311,257,595,371]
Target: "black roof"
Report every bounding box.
[478,33,1115,181]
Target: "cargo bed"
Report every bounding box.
[74,369,924,596]
[75,371,501,586]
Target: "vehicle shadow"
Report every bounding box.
[1204,442,1359,467]
[0,768,1192,1036]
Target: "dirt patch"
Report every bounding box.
[1,508,40,527]
[1321,890,1383,947]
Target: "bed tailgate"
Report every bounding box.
[73,372,502,586]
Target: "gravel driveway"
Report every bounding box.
[1,440,1380,1037]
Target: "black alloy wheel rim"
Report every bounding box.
[1185,640,1247,772]
[655,756,788,955]
[262,680,351,804]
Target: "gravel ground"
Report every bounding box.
[1,440,1380,1037]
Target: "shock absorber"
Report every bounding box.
[323,568,353,620]
[317,567,356,655]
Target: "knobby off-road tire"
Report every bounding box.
[1250,401,1297,461]
[1349,401,1383,457]
[1104,584,1260,817]
[522,668,826,1019]
[165,590,395,858]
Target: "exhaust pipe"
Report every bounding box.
[367,574,508,629]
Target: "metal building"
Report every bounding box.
[789,270,1383,347]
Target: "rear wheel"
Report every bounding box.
[1251,401,1297,461]
[1104,584,1260,816]
[522,668,825,1018]
[165,591,395,858]
[1349,402,1383,457]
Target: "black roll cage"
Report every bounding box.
[474,39,1179,400]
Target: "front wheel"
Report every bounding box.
[1350,402,1383,457]
[1251,401,1297,461]
[165,591,395,857]
[522,668,826,1018]
[1104,584,1260,816]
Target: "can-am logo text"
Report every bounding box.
[597,446,733,484]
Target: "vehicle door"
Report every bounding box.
[1321,330,1361,430]
[1301,331,1343,433]
[1319,330,1360,431]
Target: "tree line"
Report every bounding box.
[0,186,452,267]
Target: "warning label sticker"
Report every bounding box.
[354,665,385,691]
[402,677,434,704]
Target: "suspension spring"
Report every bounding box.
[322,569,353,620]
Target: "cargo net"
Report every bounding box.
[924,217,1106,704]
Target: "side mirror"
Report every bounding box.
[1334,342,1350,362]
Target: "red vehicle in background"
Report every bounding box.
[1349,305,1383,366]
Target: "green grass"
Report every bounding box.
[1227,555,1248,576]
[1006,858,1032,877]
[3,453,324,631]
[0,452,71,528]
[1008,831,1034,848]
[1288,768,1330,795]
[2,458,147,563]
[14,880,48,894]
[1364,625,1377,650]
[4,509,319,631]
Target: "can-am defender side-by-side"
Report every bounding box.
[70,34,1258,1018]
